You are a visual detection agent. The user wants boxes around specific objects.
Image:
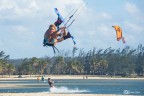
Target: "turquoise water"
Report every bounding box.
[0,79,144,95]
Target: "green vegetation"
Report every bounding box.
[0,44,144,77]
[0,51,15,77]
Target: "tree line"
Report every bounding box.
[0,44,144,77]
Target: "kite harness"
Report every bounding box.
[43,39,59,53]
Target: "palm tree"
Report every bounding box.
[6,63,15,77]
[37,59,47,75]
[90,58,97,75]
[51,56,65,74]
[30,57,39,75]
[97,59,108,75]
[71,59,83,75]
[0,51,10,77]
[0,62,2,74]
[135,44,144,76]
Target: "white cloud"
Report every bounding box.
[0,0,144,59]
[0,0,15,10]
[124,21,144,32]
[124,2,144,47]
[125,2,140,14]
[125,2,144,19]
[99,12,112,19]
[0,0,42,19]
[14,1,40,16]
[84,9,112,21]
[11,25,36,41]
[124,21,144,47]
[97,24,109,32]
[95,24,115,39]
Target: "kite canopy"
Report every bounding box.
[112,26,122,41]
[112,26,126,44]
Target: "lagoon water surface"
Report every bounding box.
[0,79,144,95]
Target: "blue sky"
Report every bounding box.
[0,0,144,59]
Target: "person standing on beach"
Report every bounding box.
[48,78,54,88]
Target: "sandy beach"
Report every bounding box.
[0,75,144,80]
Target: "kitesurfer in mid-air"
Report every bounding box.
[43,24,71,46]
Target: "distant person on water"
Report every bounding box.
[41,76,44,81]
[37,76,40,82]
[48,78,54,88]
[43,24,71,46]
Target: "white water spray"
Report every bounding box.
[49,86,89,93]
